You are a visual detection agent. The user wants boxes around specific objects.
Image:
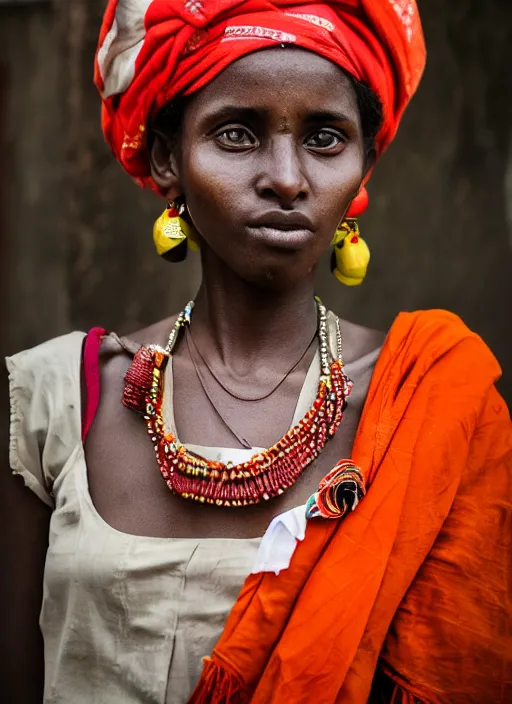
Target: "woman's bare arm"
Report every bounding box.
[0,374,50,702]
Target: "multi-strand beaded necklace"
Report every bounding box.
[122,298,357,509]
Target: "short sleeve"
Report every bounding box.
[6,332,86,508]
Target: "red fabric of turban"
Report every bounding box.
[95,0,426,196]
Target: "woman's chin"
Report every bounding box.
[239,261,314,291]
[202,242,318,290]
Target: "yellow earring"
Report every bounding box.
[331,219,370,286]
[153,203,198,258]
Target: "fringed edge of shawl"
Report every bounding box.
[188,656,250,704]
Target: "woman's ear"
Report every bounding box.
[149,129,182,201]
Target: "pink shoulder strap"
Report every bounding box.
[82,327,106,442]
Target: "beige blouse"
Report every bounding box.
[6,322,380,703]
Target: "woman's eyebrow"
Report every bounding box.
[200,105,266,126]
[303,109,355,124]
[198,105,356,131]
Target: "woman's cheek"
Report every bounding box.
[184,155,245,217]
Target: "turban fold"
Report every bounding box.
[95,0,426,196]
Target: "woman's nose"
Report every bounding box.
[255,137,308,207]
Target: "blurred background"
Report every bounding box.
[1,0,511,412]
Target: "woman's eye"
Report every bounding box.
[215,127,256,149]
[306,130,345,153]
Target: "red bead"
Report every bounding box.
[346,187,369,218]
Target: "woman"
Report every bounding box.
[2,1,511,703]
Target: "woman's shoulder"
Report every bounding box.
[116,314,181,350]
[393,308,478,336]
[6,330,86,372]
[376,308,502,407]
[389,308,498,366]
[94,315,182,384]
[332,307,486,369]
[6,331,87,509]
[6,331,87,419]
[334,314,386,366]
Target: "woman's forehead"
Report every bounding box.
[188,47,359,117]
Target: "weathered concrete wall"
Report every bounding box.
[1,0,511,408]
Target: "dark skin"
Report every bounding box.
[88,49,383,537]
[1,48,384,700]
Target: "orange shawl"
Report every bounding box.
[191,309,512,703]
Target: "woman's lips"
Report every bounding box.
[246,225,315,249]
[246,211,315,249]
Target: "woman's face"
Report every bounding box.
[153,48,366,289]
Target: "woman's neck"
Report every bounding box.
[190,262,318,375]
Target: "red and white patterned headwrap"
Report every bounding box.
[95,0,426,199]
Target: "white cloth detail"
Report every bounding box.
[251,504,307,575]
[97,0,152,97]
[184,443,265,465]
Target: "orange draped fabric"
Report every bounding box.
[190,310,512,703]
